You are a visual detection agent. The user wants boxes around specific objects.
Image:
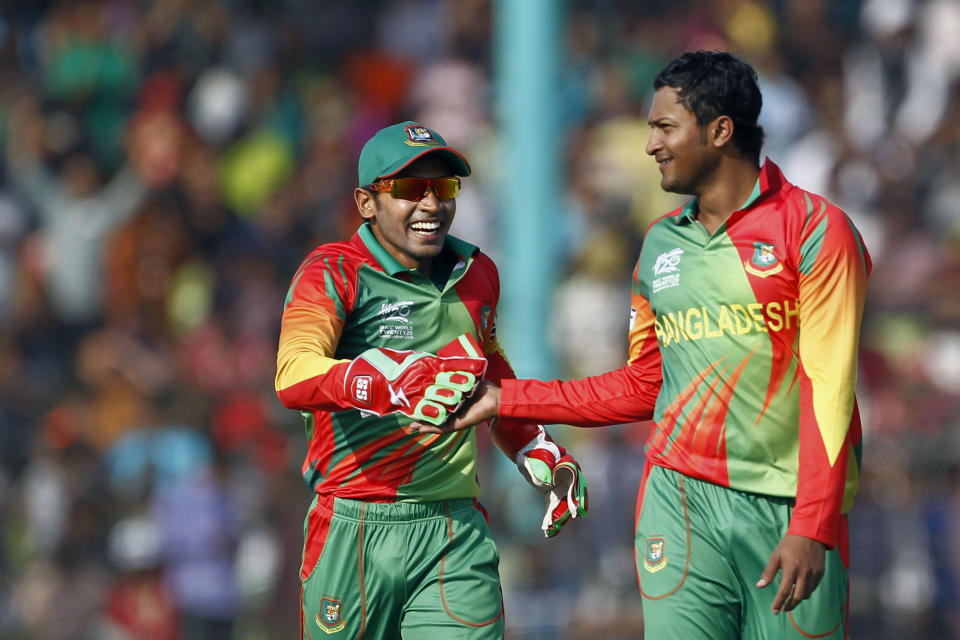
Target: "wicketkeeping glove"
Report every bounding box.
[430,332,588,536]
[497,423,588,537]
[343,346,487,426]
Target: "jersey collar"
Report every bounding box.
[356,222,478,277]
[674,158,783,225]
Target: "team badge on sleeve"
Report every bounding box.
[644,537,668,573]
[317,597,346,633]
[744,241,783,277]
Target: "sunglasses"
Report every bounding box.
[368,176,461,202]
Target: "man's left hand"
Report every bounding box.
[756,534,826,614]
[511,427,588,537]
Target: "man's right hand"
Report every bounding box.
[412,380,502,434]
[344,347,487,426]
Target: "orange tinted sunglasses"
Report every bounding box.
[368,176,461,202]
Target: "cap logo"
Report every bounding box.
[404,124,439,147]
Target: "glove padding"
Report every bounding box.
[344,347,487,426]
[513,427,588,537]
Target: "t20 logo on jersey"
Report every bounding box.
[653,248,684,275]
[377,300,415,340]
[379,300,413,323]
[350,376,373,406]
[652,248,683,293]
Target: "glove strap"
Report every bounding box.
[514,427,563,490]
[515,428,562,466]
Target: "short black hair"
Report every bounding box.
[653,51,765,162]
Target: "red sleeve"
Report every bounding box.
[499,359,660,426]
[787,201,871,546]
[484,344,542,457]
[275,251,354,411]
[499,257,662,427]
[470,263,555,455]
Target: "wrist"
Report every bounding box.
[329,361,355,409]
[785,525,835,550]
[488,382,502,413]
[497,378,519,418]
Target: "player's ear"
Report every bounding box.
[355,187,377,221]
[711,115,734,149]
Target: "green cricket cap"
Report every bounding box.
[357,121,471,186]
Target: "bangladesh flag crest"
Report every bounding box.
[316,597,346,633]
[643,537,668,573]
[745,241,783,277]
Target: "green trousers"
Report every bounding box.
[300,495,504,639]
[635,464,849,639]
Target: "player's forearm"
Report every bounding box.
[786,488,844,549]
[787,403,852,548]
[787,385,860,548]
[275,360,351,411]
[499,363,660,427]
[490,418,546,459]
[479,340,548,452]
[482,348,516,386]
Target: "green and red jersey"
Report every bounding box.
[499,160,871,547]
[276,223,520,502]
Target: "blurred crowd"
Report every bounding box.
[0,0,959,638]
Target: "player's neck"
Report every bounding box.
[694,158,761,234]
[415,258,434,278]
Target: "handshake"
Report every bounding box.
[342,334,587,537]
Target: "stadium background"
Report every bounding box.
[0,0,959,638]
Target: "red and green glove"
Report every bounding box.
[343,346,487,426]
[428,332,589,536]
[493,422,588,537]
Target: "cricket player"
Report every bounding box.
[417,52,871,639]
[275,121,587,639]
